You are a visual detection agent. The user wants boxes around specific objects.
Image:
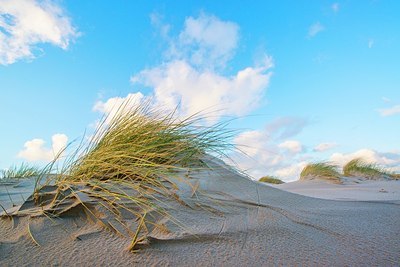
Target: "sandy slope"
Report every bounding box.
[1,158,399,266]
[272,179,400,201]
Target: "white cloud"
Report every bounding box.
[275,161,308,182]
[93,92,145,123]
[131,58,272,121]
[313,142,337,152]
[0,0,78,65]
[308,22,324,38]
[278,140,303,154]
[330,148,400,172]
[331,3,340,13]
[150,12,170,39]
[232,117,308,181]
[128,13,273,122]
[165,13,239,70]
[378,105,400,117]
[234,130,265,157]
[17,133,68,162]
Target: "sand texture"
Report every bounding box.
[1,158,400,266]
[273,178,400,202]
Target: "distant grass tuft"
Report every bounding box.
[0,163,41,180]
[343,158,391,179]
[259,176,284,184]
[300,162,341,183]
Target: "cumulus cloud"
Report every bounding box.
[0,0,78,65]
[149,12,171,39]
[278,140,303,154]
[330,148,400,172]
[232,118,400,180]
[275,161,308,179]
[17,133,68,162]
[233,133,284,179]
[378,105,400,117]
[127,13,273,122]
[131,58,272,121]
[93,92,145,123]
[308,22,324,38]
[171,13,239,69]
[232,117,308,181]
[313,142,337,152]
[234,130,265,157]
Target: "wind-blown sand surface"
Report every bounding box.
[1,158,399,266]
[272,178,400,201]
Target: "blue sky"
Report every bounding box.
[1,0,399,181]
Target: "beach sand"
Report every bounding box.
[1,157,399,266]
[272,178,400,201]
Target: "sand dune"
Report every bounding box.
[272,178,400,202]
[1,158,400,266]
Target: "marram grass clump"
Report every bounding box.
[343,158,391,179]
[259,176,284,184]
[300,162,341,183]
[32,100,235,251]
[0,163,41,180]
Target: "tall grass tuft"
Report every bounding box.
[300,162,341,183]
[259,176,284,184]
[0,163,41,180]
[35,100,235,251]
[343,158,391,179]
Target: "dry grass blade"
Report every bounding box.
[128,212,147,252]
[27,219,41,247]
[0,203,10,217]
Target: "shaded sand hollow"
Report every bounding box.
[1,157,399,266]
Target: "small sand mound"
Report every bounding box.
[344,171,394,181]
[299,174,342,184]
[299,162,341,184]
[343,158,394,181]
